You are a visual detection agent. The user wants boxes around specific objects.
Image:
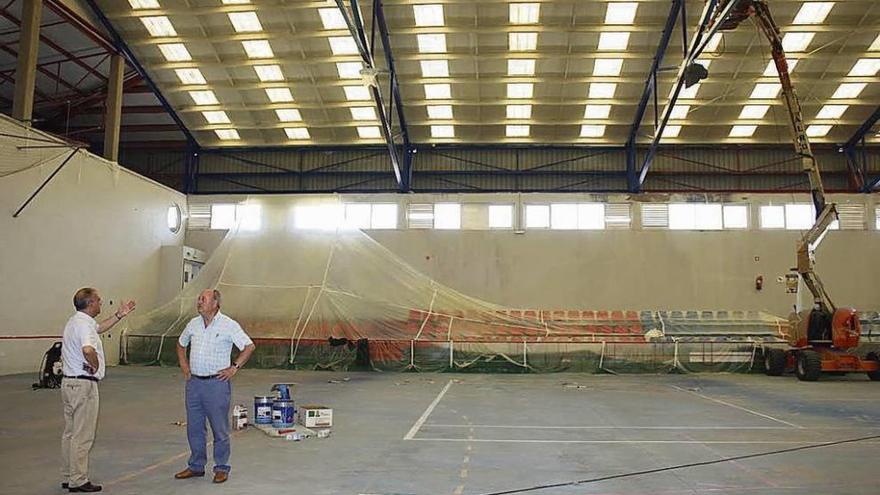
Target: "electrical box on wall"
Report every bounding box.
[159,246,206,305]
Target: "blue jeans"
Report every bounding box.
[185,377,232,473]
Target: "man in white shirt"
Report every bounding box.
[174,289,255,484]
[61,288,135,493]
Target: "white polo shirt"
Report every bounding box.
[62,311,105,380]
[178,312,253,376]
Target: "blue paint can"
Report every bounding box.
[272,399,295,428]
[254,396,273,425]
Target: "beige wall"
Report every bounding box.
[0,150,185,375]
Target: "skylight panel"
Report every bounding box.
[792,2,834,24]
[129,0,159,8]
[669,105,689,119]
[661,125,681,138]
[506,104,532,119]
[202,111,230,124]
[417,34,447,53]
[593,58,623,76]
[816,104,847,119]
[242,40,273,58]
[254,64,284,82]
[141,16,176,37]
[871,34,880,51]
[678,83,700,99]
[509,3,540,24]
[729,125,757,137]
[604,2,638,24]
[806,124,832,137]
[159,43,191,61]
[509,32,538,51]
[782,32,815,52]
[265,87,294,103]
[318,8,347,29]
[285,128,310,140]
[413,4,444,26]
[431,125,455,138]
[424,83,452,99]
[738,104,770,119]
[507,83,534,99]
[588,82,616,99]
[344,85,371,100]
[580,125,606,137]
[357,126,381,138]
[763,59,797,76]
[228,11,262,32]
[329,36,359,55]
[831,83,866,99]
[507,59,536,76]
[750,83,781,99]
[420,60,449,77]
[506,125,530,137]
[584,104,611,119]
[848,58,880,77]
[336,62,363,79]
[214,129,240,140]
[598,32,629,50]
[189,90,218,105]
[275,108,302,122]
[704,33,722,52]
[175,68,206,85]
[427,105,453,119]
[350,107,377,120]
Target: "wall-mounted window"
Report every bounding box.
[549,203,605,230]
[292,204,342,230]
[488,204,514,229]
[209,203,262,231]
[434,203,461,229]
[167,204,182,233]
[188,204,212,230]
[668,203,722,230]
[604,203,631,229]
[210,204,237,229]
[759,205,785,229]
[641,204,668,228]
[836,204,865,230]
[525,204,550,228]
[784,204,813,230]
[237,204,261,231]
[344,203,398,229]
[722,204,749,229]
[876,206,880,230]
[407,204,434,229]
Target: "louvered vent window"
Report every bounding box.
[604,203,631,229]
[641,204,669,228]
[407,204,434,229]
[188,204,212,230]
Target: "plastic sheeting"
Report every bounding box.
[0,114,81,178]
[123,196,794,373]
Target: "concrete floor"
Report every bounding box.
[1,367,878,495]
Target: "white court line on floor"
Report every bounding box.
[404,379,454,440]
[420,424,880,430]
[409,438,880,445]
[669,385,802,429]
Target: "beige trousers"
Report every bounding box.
[61,378,99,487]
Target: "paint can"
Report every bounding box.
[232,404,248,430]
[272,399,295,428]
[254,396,273,425]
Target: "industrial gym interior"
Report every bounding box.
[1,0,879,494]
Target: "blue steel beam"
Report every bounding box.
[844,105,880,151]
[638,0,749,188]
[335,0,403,186]
[625,0,684,192]
[843,106,879,192]
[81,0,198,148]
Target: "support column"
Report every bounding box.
[12,0,42,123]
[103,54,125,162]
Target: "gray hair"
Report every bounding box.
[212,289,222,307]
[73,288,98,311]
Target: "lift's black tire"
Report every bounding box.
[795,350,822,382]
[866,352,880,381]
[764,348,787,376]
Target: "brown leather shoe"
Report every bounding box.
[213,471,228,484]
[174,468,205,479]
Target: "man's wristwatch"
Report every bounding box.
[115,312,123,319]
[233,363,240,370]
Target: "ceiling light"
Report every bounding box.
[285,128,310,140]
[427,105,453,119]
[661,125,681,138]
[336,62,363,79]
[848,58,880,77]
[580,124,605,137]
[128,0,159,8]
[140,16,176,37]
[678,83,700,99]
[202,111,230,124]
[417,34,447,53]
[189,90,218,105]
[506,104,532,119]
[254,64,284,82]
[593,58,623,76]
[343,85,371,100]
[228,11,262,32]
[507,59,536,76]
[420,60,449,77]
[509,33,538,51]
[750,83,781,99]
[242,40,273,58]
[792,2,834,24]
[509,3,540,24]
[831,82,866,99]
[431,125,454,138]
[350,107,377,120]
[670,105,689,119]
[318,8,347,29]
[598,32,629,50]
[357,126,381,139]
[175,68,206,85]
[729,125,757,137]
[604,2,638,24]
[214,129,240,140]
[583,104,611,119]
[588,82,616,99]
[816,104,847,119]
[704,33,722,52]
[265,88,293,102]
[329,36,359,55]
[275,108,302,122]
[506,125,530,137]
[158,43,191,61]
[806,124,832,137]
[739,104,770,119]
[763,59,797,76]
[782,32,814,52]
[413,4,444,26]
[507,83,534,99]
[424,83,451,99]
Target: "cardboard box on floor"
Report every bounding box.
[299,405,332,428]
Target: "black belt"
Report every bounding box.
[63,375,99,383]
[192,374,218,380]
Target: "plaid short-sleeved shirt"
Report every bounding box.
[178,312,253,376]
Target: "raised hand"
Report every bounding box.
[117,300,136,318]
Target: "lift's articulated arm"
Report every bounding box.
[711,0,837,311]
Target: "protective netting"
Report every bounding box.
[123,196,805,373]
[0,114,81,178]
